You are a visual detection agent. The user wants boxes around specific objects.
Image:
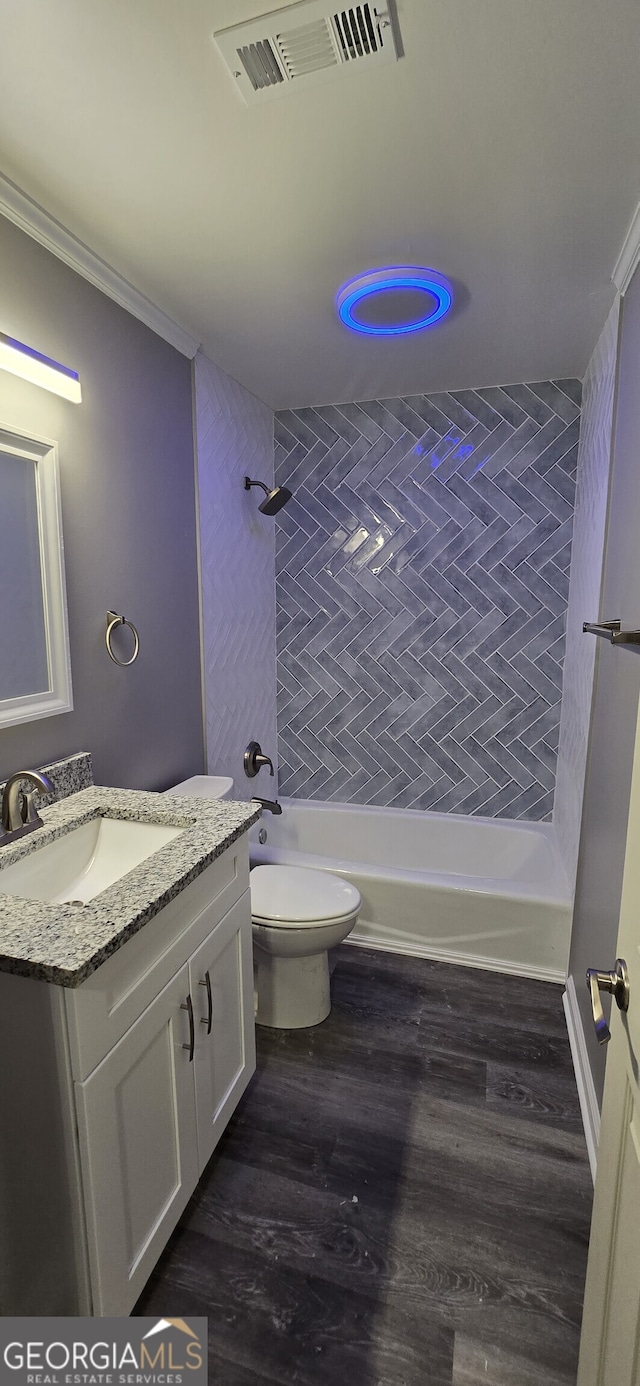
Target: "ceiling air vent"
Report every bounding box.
[214,1,400,104]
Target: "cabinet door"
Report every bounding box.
[189,891,256,1171]
[75,964,199,1315]
[65,843,247,1081]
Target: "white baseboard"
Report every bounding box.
[346,928,566,984]
[562,974,600,1182]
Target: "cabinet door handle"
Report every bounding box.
[199,971,213,1034]
[180,994,195,1061]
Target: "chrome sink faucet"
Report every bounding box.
[1,770,55,845]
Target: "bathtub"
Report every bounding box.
[249,798,572,982]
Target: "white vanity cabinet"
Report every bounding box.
[74,962,201,1315]
[0,834,255,1318]
[75,892,254,1314]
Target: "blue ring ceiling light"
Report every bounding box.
[337,267,453,336]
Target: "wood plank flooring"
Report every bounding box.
[134,946,593,1385]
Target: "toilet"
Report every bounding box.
[163,776,361,1029]
[250,864,361,1029]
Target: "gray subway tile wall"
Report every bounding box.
[275,382,581,820]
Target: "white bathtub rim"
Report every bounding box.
[250,842,571,908]
[256,796,572,902]
[277,795,557,836]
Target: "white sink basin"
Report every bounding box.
[0,817,185,905]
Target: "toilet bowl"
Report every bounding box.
[250,864,361,1029]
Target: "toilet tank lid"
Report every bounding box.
[165,775,234,799]
[250,864,361,923]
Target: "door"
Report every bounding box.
[568,265,640,1112]
[189,891,256,1170]
[577,691,640,1385]
[75,963,199,1315]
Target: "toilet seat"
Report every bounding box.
[250,864,361,927]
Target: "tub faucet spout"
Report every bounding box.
[252,797,282,816]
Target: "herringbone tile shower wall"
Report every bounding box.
[275,381,581,820]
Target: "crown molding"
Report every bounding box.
[612,198,640,297]
[0,171,200,359]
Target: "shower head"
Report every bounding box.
[243,476,293,516]
[258,486,292,516]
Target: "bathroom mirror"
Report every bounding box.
[0,422,73,729]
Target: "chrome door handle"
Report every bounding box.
[199,971,213,1034]
[586,959,630,1044]
[180,994,195,1060]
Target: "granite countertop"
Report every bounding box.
[0,787,261,988]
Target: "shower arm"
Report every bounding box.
[243,477,270,498]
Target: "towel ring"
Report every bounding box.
[105,610,140,667]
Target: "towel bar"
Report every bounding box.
[583,619,640,647]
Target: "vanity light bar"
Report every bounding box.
[0,331,82,403]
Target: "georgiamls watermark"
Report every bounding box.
[0,1319,207,1386]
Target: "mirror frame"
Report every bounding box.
[0,421,73,729]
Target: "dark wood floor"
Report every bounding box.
[134,946,593,1385]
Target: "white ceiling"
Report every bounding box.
[0,0,639,410]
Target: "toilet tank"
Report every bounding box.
[165,775,234,800]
